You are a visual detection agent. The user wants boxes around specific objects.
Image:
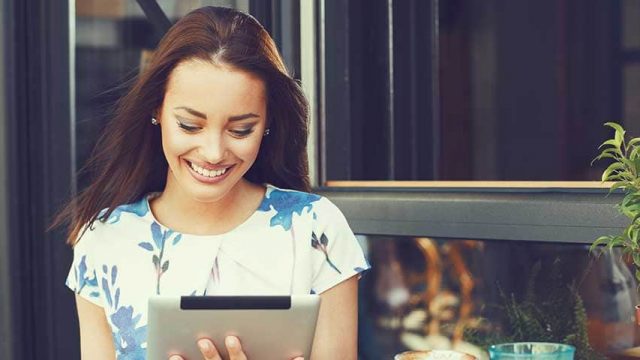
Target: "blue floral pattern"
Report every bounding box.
[258,189,321,230]
[71,255,100,299]
[100,200,150,224]
[311,232,342,274]
[138,222,182,294]
[101,264,147,360]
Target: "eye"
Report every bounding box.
[229,128,255,138]
[176,121,201,133]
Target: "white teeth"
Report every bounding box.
[189,162,229,178]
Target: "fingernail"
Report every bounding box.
[198,339,210,352]
[226,336,237,347]
[169,356,181,360]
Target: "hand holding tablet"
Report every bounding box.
[147,295,320,360]
[167,335,305,360]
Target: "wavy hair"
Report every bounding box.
[52,6,310,245]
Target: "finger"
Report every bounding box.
[169,356,184,360]
[197,338,222,360]
[225,336,248,360]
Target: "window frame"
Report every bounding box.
[305,1,627,244]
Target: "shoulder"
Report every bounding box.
[259,184,323,213]
[75,195,152,249]
[97,194,152,225]
[259,184,346,224]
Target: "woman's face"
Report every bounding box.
[157,59,267,203]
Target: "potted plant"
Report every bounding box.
[591,122,640,324]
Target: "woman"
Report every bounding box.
[56,6,369,360]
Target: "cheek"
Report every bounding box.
[233,137,263,160]
[161,130,192,159]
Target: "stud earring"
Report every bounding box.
[151,117,159,125]
[263,128,270,136]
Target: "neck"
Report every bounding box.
[152,172,260,235]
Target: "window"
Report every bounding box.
[318,0,639,182]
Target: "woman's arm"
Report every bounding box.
[75,294,116,359]
[310,275,359,360]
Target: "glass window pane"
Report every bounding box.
[321,0,639,182]
[623,64,640,136]
[622,0,640,49]
[357,235,636,359]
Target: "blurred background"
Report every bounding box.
[0,0,639,359]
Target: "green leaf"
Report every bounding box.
[602,162,626,181]
[590,235,612,252]
[607,236,625,251]
[631,226,640,242]
[610,181,629,192]
[598,139,621,151]
[627,137,640,151]
[591,152,618,166]
[622,158,636,171]
[605,122,626,146]
[605,122,625,134]
[595,147,620,159]
[162,260,170,272]
[631,146,640,160]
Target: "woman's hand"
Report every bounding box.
[167,336,304,360]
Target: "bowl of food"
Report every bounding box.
[394,350,477,360]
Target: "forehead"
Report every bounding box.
[164,59,266,115]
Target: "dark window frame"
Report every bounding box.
[317,185,625,244]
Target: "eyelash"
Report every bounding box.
[177,121,199,132]
[176,121,255,138]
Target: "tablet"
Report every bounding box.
[147,295,321,360]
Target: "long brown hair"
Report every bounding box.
[52,6,310,245]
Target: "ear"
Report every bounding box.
[152,109,161,125]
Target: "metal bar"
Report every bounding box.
[135,0,172,36]
[317,187,626,244]
[318,0,327,184]
[300,0,319,186]
[430,0,441,179]
[387,0,395,179]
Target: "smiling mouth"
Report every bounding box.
[187,161,233,178]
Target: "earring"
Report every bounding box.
[263,128,270,136]
[151,117,159,125]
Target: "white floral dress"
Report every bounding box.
[66,184,370,360]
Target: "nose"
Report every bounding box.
[198,132,228,164]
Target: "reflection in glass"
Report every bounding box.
[357,236,638,359]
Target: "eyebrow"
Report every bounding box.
[174,106,260,122]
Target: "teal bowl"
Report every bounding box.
[488,342,575,360]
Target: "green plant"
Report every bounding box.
[463,260,604,359]
[590,122,640,282]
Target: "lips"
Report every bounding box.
[188,161,231,178]
[184,159,235,184]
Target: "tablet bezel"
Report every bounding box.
[146,295,321,360]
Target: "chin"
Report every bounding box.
[185,175,246,204]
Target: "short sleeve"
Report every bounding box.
[65,225,104,307]
[310,198,371,294]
